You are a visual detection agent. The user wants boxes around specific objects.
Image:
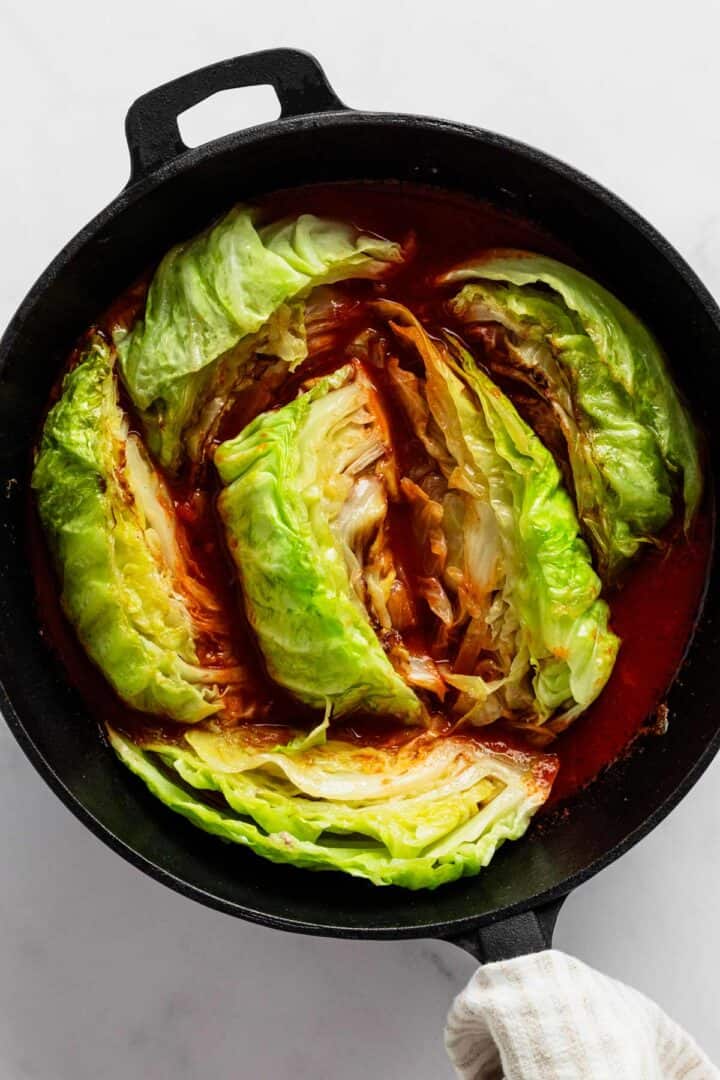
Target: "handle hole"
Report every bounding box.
[177,85,280,148]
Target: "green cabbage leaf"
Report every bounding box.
[32,337,246,722]
[108,725,557,889]
[378,303,619,737]
[215,363,423,723]
[116,209,404,469]
[443,251,701,577]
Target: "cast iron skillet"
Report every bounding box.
[1,48,719,963]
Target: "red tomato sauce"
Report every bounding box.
[28,181,714,807]
[547,512,712,804]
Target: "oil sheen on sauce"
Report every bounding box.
[29,181,714,809]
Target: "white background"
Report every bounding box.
[2,2,720,1076]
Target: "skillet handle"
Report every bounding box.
[125,48,346,185]
[443,896,566,963]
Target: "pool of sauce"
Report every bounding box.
[29,181,714,808]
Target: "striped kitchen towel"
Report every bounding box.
[445,950,718,1079]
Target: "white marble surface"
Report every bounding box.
[2,2,720,1075]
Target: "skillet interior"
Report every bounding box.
[1,112,719,938]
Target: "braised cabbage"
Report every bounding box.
[215,363,424,723]
[377,303,619,737]
[109,726,557,889]
[32,338,246,722]
[35,202,697,893]
[443,251,701,576]
[116,209,405,469]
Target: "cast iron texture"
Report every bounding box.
[1,49,718,960]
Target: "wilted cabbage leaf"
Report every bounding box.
[108,725,557,889]
[215,362,424,723]
[32,337,247,722]
[116,209,405,469]
[377,303,619,737]
[443,251,701,577]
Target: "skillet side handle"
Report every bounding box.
[443,896,566,963]
[125,48,346,186]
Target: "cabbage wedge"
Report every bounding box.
[32,337,247,722]
[442,251,701,577]
[215,362,424,723]
[377,303,619,738]
[116,209,405,469]
[108,725,557,889]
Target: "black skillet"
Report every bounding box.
[1,48,719,963]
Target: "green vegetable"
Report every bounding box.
[32,337,242,722]
[108,725,557,889]
[117,208,404,469]
[443,251,701,577]
[215,363,422,722]
[379,303,619,735]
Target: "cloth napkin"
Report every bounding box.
[445,949,719,1079]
